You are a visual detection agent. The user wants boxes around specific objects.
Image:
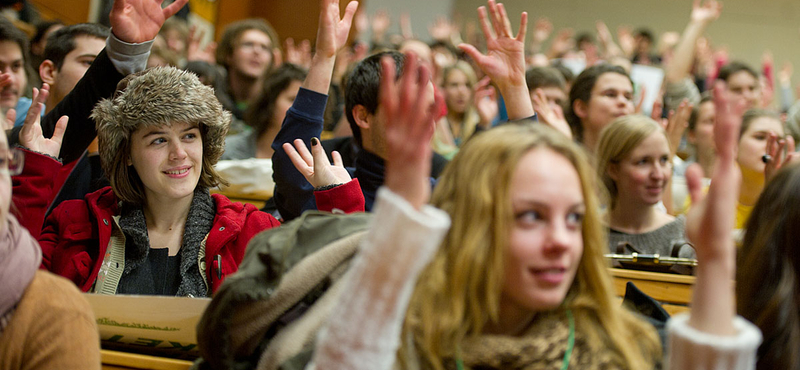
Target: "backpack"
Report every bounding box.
[192,211,372,370]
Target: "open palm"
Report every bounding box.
[109,0,189,43]
[316,0,358,59]
[18,84,69,158]
[459,1,527,90]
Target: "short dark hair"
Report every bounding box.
[551,62,575,85]
[345,51,405,147]
[43,23,109,70]
[575,32,595,47]
[566,64,631,141]
[429,40,459,57]
[245,63,307,139]
[717,61,758,82]
[32,20,64,46]
[0,17,30,67]
[216,19,278,71]
[634,28,654,43]
[525,66,566,92]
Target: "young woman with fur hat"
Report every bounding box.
[13,67,363,297]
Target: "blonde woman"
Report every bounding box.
[432,61,497,159]
[307,3,761,370]
[596,115,694,258]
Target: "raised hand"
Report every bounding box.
[315,0,358,59]
[532,88,571,139]
[691,0,723,25]
[617,25,634,57]
[764,133,799,183]
[371,10,391,42]
[109,0,189,44]
[683,81,744,336]
[304,0,358,94]
[186,25,216,64]
[284,38,313,69]
[474,76,498,127]
[459,1,526,91]
[662,99,692,159]
[779,61,793,86]
[459,0,532,120]
[429,16,456,42]
[547,28,574,59]
[380,53,437,210]
[532,18,552,45]
[400,13,414,40]
[18,84,69,158]
[283,137,351,188]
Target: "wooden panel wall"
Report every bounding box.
[216,0,358,44]
[30,0,91,24]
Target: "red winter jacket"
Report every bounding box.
[13,149,365,294]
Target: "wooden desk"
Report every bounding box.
[101,350,193,370]
[609,268,695,315]
[211,188,273,209]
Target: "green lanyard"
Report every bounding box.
[455,310,575,370]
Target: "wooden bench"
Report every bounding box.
[101,350,193,370]
[609,268,695,315]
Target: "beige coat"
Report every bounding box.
[0,271,100,370]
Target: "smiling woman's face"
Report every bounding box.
[502,147,585,314]
[128,122,203,205]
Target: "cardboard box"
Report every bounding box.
[85,294,210,360]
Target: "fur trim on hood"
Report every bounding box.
[92,66,231,180]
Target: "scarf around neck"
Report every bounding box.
[0,215,42,318]
[117,188,216,297]
[450,311,623,370]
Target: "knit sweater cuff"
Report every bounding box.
[666,313,762,370]
[308,187,450,369]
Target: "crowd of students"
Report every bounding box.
[2,0,800,368]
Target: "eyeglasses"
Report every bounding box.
[236,41,272,53]
[0,148,23,176]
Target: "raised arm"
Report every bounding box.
[667,82,761,368]
[11,84,69,238]
[665,0,722,84]
[308,52,449,370]
[458,0,534,120]
[272,0,357,220]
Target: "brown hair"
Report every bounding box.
[738,161,800,370]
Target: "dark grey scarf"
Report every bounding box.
[117,188,216,297]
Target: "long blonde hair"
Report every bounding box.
[596,115,666,209]
[401,123,660,369]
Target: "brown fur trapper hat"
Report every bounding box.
[93,66,231,182]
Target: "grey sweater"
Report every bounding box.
[608,215,695,259]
